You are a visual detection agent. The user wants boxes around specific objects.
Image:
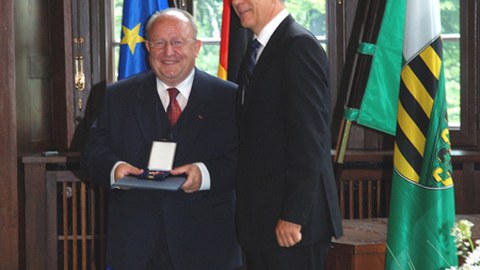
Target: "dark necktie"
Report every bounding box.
[241,39,261,105]
[247,39,261,77]
[167,88,182,126]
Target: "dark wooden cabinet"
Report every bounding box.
[326,218,388,270]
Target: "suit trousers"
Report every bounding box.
[145,214,175,270]
[244,240,331,270]
[106,218,174,270]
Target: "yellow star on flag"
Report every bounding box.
[120,23,145,55]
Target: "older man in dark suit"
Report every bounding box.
[233,0,343,269]
[81,8,241,270]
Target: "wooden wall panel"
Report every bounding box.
[0,0,20,269]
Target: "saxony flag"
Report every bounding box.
[385,0,457,268]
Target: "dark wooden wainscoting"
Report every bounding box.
[21,150,480,269]
[22,154,106,270]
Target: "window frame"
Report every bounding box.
[449,0,479,147]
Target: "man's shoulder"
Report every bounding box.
[280,20,325,56]
[195,69,238,91]
[269,16,319,53]
[107,71,155,91]
[286,20,316,40]
[103,72,156,101]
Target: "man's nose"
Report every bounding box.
[164,43,175,55]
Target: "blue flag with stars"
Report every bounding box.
[118,0,169,80]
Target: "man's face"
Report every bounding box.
[232,0,277,34]
[146,14,201,86]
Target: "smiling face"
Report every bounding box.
[232,0,283,35]
[145,11,202,86]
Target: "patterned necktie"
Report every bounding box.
[247,39,261,77]
[167,88,182,126]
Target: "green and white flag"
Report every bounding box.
[385,0,457,269]
[344,0,406,135]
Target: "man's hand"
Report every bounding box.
[171,164,202,193]
[275,219,302,248]
[114,163,144,181]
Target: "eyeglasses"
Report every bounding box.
[147,38,196,50]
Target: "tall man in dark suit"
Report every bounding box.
[81,8,242,270]
[232,0,343,269]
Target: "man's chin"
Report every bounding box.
[159,73,182,85]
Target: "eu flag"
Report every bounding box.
[118,0,169,80]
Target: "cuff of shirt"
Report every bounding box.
[194,162,210,191]
[111,161,126,188]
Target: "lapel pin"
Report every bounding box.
[197,114,204,120]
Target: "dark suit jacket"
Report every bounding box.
[81,69,241,270]
[236,15,343,251]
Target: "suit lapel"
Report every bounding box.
[239,15,294,111]
[174,70,211,163]
[253,15,294,79]
[132,72,167,143]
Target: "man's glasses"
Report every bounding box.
[147,38,196,50]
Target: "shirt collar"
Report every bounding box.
[255,9,289,47]
[156,69,195,99]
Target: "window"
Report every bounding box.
[441,0,460,128]
[448,0,478,147]
[192,0,223,75]
[112,0,123,81]
[193,0,328,76]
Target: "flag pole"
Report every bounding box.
[333,0,387,179]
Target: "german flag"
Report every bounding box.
[218,0,251,82]
[218,0,231,80]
